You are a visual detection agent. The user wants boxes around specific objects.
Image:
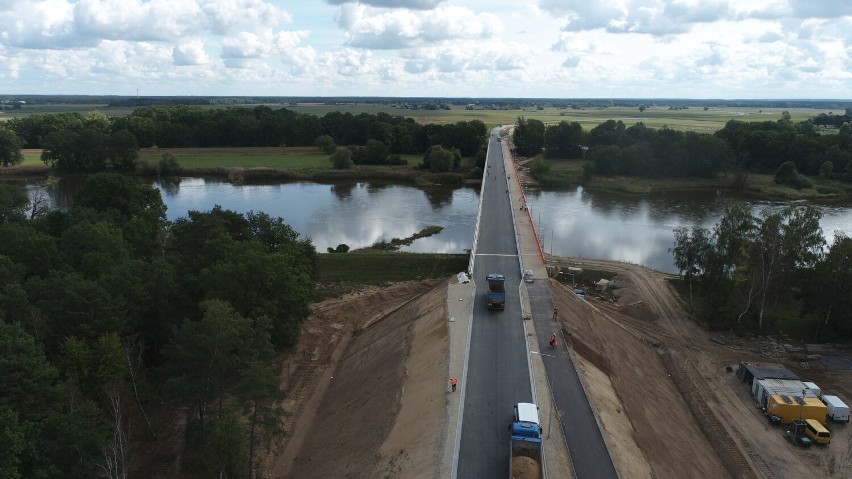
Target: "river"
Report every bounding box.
[18,176,852,274]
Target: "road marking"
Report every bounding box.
[475,253,518,257]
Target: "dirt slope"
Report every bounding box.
[284,280,448,478]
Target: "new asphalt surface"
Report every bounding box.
[457,131,533,478]
[456,130,619,479]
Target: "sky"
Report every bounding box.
[0,0,850,99]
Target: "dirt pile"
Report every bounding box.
[511,456,541,479]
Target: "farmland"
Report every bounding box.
[1,100,835,133]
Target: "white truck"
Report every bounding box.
[821,395,850,423]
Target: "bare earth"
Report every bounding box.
[263,279,448,478]
[263,260,851,479]
[550,258,852,479]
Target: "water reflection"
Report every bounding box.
[11,176,852,274]
[528,186,852,273]
[147,178,480,254]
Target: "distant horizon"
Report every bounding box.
[0,1,849,99]
[2,95,851,103]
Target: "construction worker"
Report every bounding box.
[450,377,457,392]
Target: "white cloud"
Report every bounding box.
[0,1,848,98]
[330,48,373,76]
[220,30,308,60]
[0,0,80,49]
[402,41,529,73]
[0,0,294,50]
[173,40,211,66]
[336,4,502,49]
[73,0,203,43]
[202,0,292,35]
[542,0,735,36]
[327,0,444,10]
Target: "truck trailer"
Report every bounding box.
[509,402,544,479]
[486,273,506,310]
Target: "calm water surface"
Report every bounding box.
[152,178,480,254]
[23,177,852,274]
[525,186,852,273]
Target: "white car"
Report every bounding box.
[523,270,534,283]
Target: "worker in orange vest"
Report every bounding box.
[450,377,457,392]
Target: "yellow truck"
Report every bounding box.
[766,394,827,424]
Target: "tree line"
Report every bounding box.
[514,112,852,182]
[0,176,316,478]
[1,106,487,172]
[671,203,851,341]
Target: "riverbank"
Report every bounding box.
[519,157,852,202]
[9,146,852,203]
[6,147,477,186]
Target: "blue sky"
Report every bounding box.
[0,0,850,99]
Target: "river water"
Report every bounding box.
[19,177,852,274]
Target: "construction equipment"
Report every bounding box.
[784,419,813,448]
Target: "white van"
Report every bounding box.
[821,395,850,423]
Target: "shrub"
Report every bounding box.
[159,153,180,176]
[330,148,354,169]
[387,155,407,166]
[315,135,337,154]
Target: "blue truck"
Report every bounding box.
[509,402,544,479]
[486,273,506,310]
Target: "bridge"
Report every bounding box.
[454,129,620,479]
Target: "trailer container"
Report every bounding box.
[802,381,821,397]
[753,379,818,407]
[737,362,798,386]
[766,394,827,424]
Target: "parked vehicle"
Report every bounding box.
[573,289,586,299]
[509,403,544,479]
[804,418,831,445]
[821,395,850,423]
[486,273,506,310]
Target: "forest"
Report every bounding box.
[2,106,488,172]
[514,109,852,182]
[0,176,315,478]
[671,203,852,341]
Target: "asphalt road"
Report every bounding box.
[528,283,620,479]
[457,131,534,478]
[457,130,619,479]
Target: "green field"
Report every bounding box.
[140,147,329,169]
[2,102,836,133]
[314,252,467,300]
[21,147,425,171]
[256,104,831,132]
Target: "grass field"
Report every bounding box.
[140,147,330,169]
[20,147,425,171]
[314,252,467,300]
[240,104,831,132]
